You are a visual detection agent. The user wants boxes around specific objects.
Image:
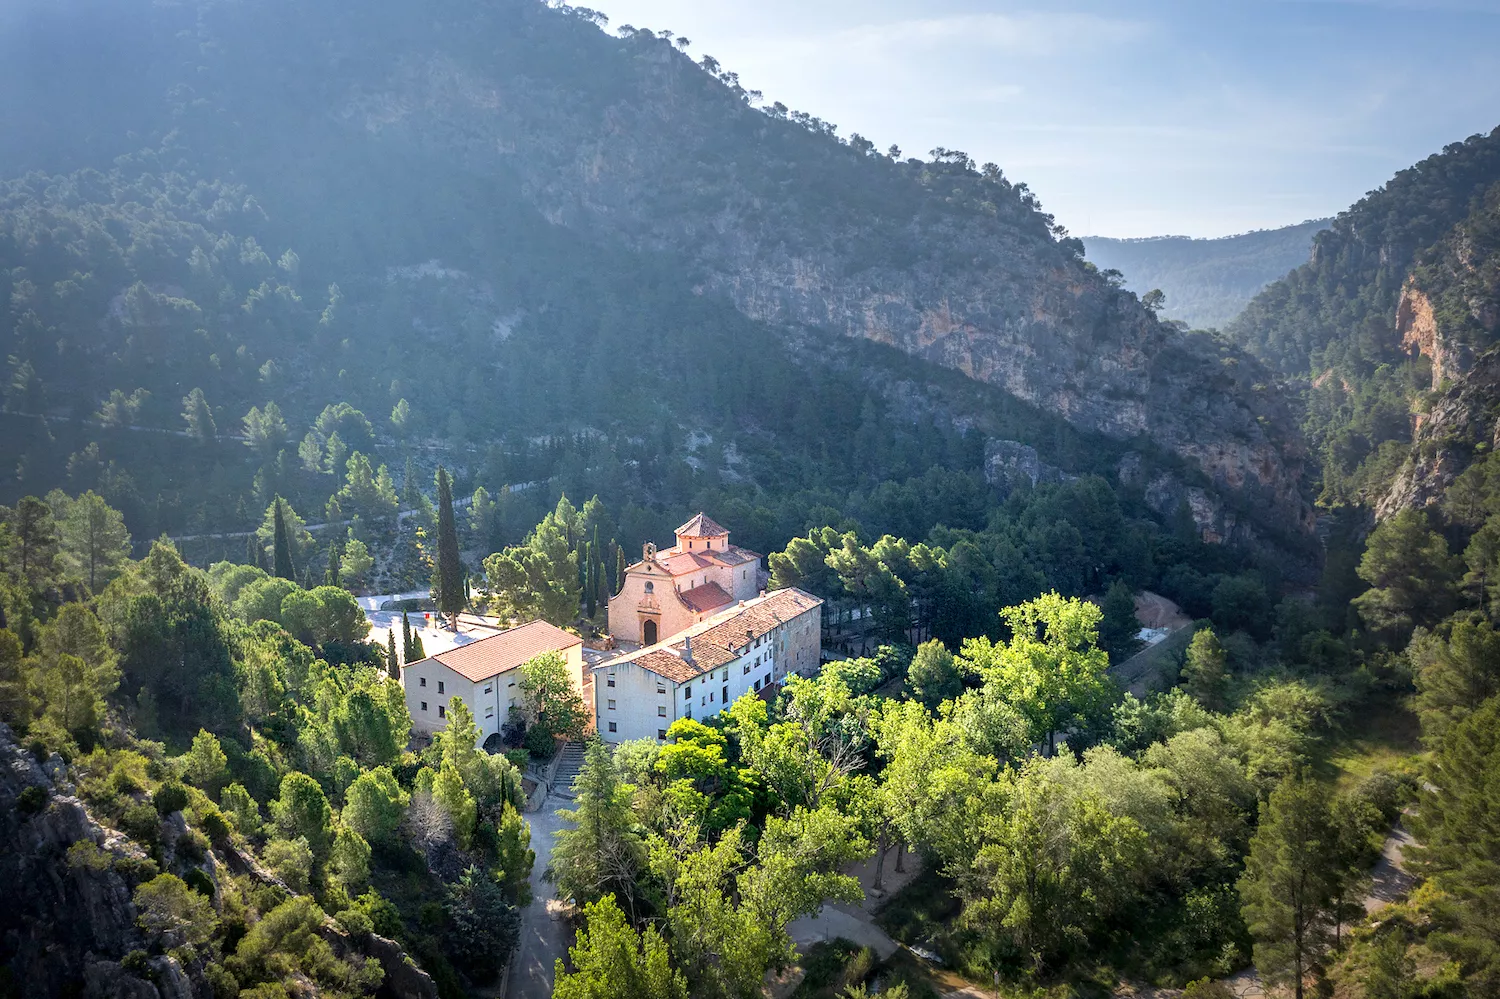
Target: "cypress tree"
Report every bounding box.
[386,628,400,680]
[615,544,626,597]
[585,541,597,619]
[402,612,414,662]
[272,498,296,580]
[411,629,425,660]
[326,537,342,587]
[434,466,464,629]
[246,532,263,570]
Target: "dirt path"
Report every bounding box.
[508,795,571,999]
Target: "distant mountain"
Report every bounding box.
[1227,126,1500,512]
[1083,220,1330,330]
[0,0,1311,549]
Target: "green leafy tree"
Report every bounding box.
[1181,627,1229,711]
[518,651,589,745]
[1238,777,1340,999]
[433,758,477,849]
[264,835,314,892]
[342,766,408,846]
[180,387,216,442]
[434,466,464,628]
[0,630,32,727]
[242,402,287,460]
[330,825,372,892]
[58,491,130,591]
[272,497,296,580]
[906,639,963,709]
[445,865,519,983]
[221,783,263,836]
[184,728,228,792]
[2,496,60,588]
[133,873,217,946]
[1413,618,1500,743]
[548,740,647,917]
[1353,509,1459,638]
[553,894,689,999]
[36,604,119,740]
[340,534,374,591]
[1098,581,1142,660]
[961,592,1114,755]
[270,771,334,859]
[484,513,581,626]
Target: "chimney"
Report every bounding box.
[681,634,694,666]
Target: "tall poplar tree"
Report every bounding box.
[434,466,464,629]
[271,498,296,580]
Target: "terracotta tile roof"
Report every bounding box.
[691,588,822,658]
[601,587,822,684]
[676,513,729,538]
[630,649,700,684]
[657,551,714,575]
[415,620,581,683]
[679,581,733,614]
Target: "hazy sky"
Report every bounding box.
[586,0,1500,237]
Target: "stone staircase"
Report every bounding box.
[550,742,587,800]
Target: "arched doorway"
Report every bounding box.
[643,620,658,646]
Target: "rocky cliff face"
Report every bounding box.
[313,14,1312,536]
[1379,347,1500,518]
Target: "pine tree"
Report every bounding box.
[386,629,400,680]
[1239,777,1340,999]
[326,537,342,586]
[434,466,464,629]
[272,498,296,580]
[1182,627,1229,710]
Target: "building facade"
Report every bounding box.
[607,513,764,646]
[594,587,823,744]
[402,620,584,746]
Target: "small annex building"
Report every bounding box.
[594,587,822,744]
[607,513,765,646]
[402,620,584,746]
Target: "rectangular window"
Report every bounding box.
[709,691,715,702]
[744,663,750,674]
[753,679,761,691]
[438,705,446,719]
[722,685,728,704]
[658,729,667,740]
[684,685,691,699]
[607,676,616,687]
[485,707,494,718]
[437,680,444,694]
[608,722,618,733]
[420,701,428,711]
[658,706,667,717]
[608,699,616,710]
[657,685,666,695]
[419,677,427,687]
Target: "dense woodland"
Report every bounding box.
[1,0,1500,998]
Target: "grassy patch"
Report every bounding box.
[1328,693,1423,791]
[791,938,873,999]
[874,868,960,948]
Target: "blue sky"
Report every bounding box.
[586,0,1500,237]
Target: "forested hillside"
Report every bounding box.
[1229,127,1500,509]
[1083,219,1329,330]
[0,0,1310,558]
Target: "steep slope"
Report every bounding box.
[1228,126,1500,512]
[1083,220,1330,330]
[0,0,1311,542]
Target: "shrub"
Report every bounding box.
[204,963,239,999]
[17,784,47,815]
[184,867,216,898]
[177,830,209,862]
[335,908,373,938]
[155,781,190,816]
[198,805,233,844]
[121,949,153,977]
[504,749,529,771]
[120,803,163,847]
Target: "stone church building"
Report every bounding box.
[607,513,765,645]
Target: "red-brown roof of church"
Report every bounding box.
[679,581,734,614]
[413,620,581,683]
[676,513,728,538]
